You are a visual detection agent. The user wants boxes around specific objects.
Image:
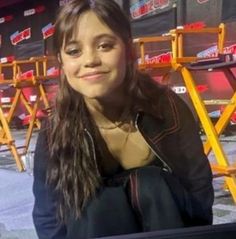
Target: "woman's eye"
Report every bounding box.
[65,48,81,56]
[98,42,114,51]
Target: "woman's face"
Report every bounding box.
[60,10,127,100]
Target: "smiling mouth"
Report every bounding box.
[80,72,108,82]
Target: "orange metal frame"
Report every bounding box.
[0,56,58,171]
[134,23,236,202]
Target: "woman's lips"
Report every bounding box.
[79,71,108,82]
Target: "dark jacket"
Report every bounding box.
[32,88,214,239]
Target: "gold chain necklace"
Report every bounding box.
[97,106,132,130]
[98,120,126,130]
[100,120,133,155]
[122,121,133,147]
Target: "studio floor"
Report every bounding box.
[0,129,236,239]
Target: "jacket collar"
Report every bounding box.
[134,101,179,144]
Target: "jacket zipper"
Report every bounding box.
[134,113,172,173]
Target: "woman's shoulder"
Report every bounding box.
[35,116,52,156]
[137,72,192,119]
[38,108,55,135]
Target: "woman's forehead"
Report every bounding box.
[77,11,113,35]
[64,11,117,43]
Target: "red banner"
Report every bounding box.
[0,15,13,24]
[24,5,45,16]
[10,28,31,45]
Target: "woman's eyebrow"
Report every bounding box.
[65,34,117,47]
[65,40,78,46]
[93,34,117,41]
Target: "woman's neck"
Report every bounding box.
[84,94,132,129]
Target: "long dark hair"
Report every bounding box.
[47,0,164,221]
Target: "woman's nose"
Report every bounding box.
[83,49,101,67]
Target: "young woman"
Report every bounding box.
[32,0,214,238]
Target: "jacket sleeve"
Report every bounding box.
[168,90,214,225]
[32,122,67,239]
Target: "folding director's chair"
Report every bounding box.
[133,35,175,83]
[134,23,236,202]
[169,23,236,201]
[0,56,58,171]
[12,56,58,156]
[0,62,25,171]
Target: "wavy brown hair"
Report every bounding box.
[47,0,164,221]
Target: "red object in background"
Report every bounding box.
[184,21,206,30]
[140,52,172,65]
[231,113,236,124]
[220,106,236,124]
[7,55,15,62]
[47,67,60,76]
[11,28,31,45]
[207,72,232,94]
[19,70,34,79]
[35,5,46,13]
[4,15,13,22]
[22,109,48,126]
[0,55,15,63]
[0,15,13,24]
[196,84,209,93]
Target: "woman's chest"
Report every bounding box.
[100,128,154,170]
